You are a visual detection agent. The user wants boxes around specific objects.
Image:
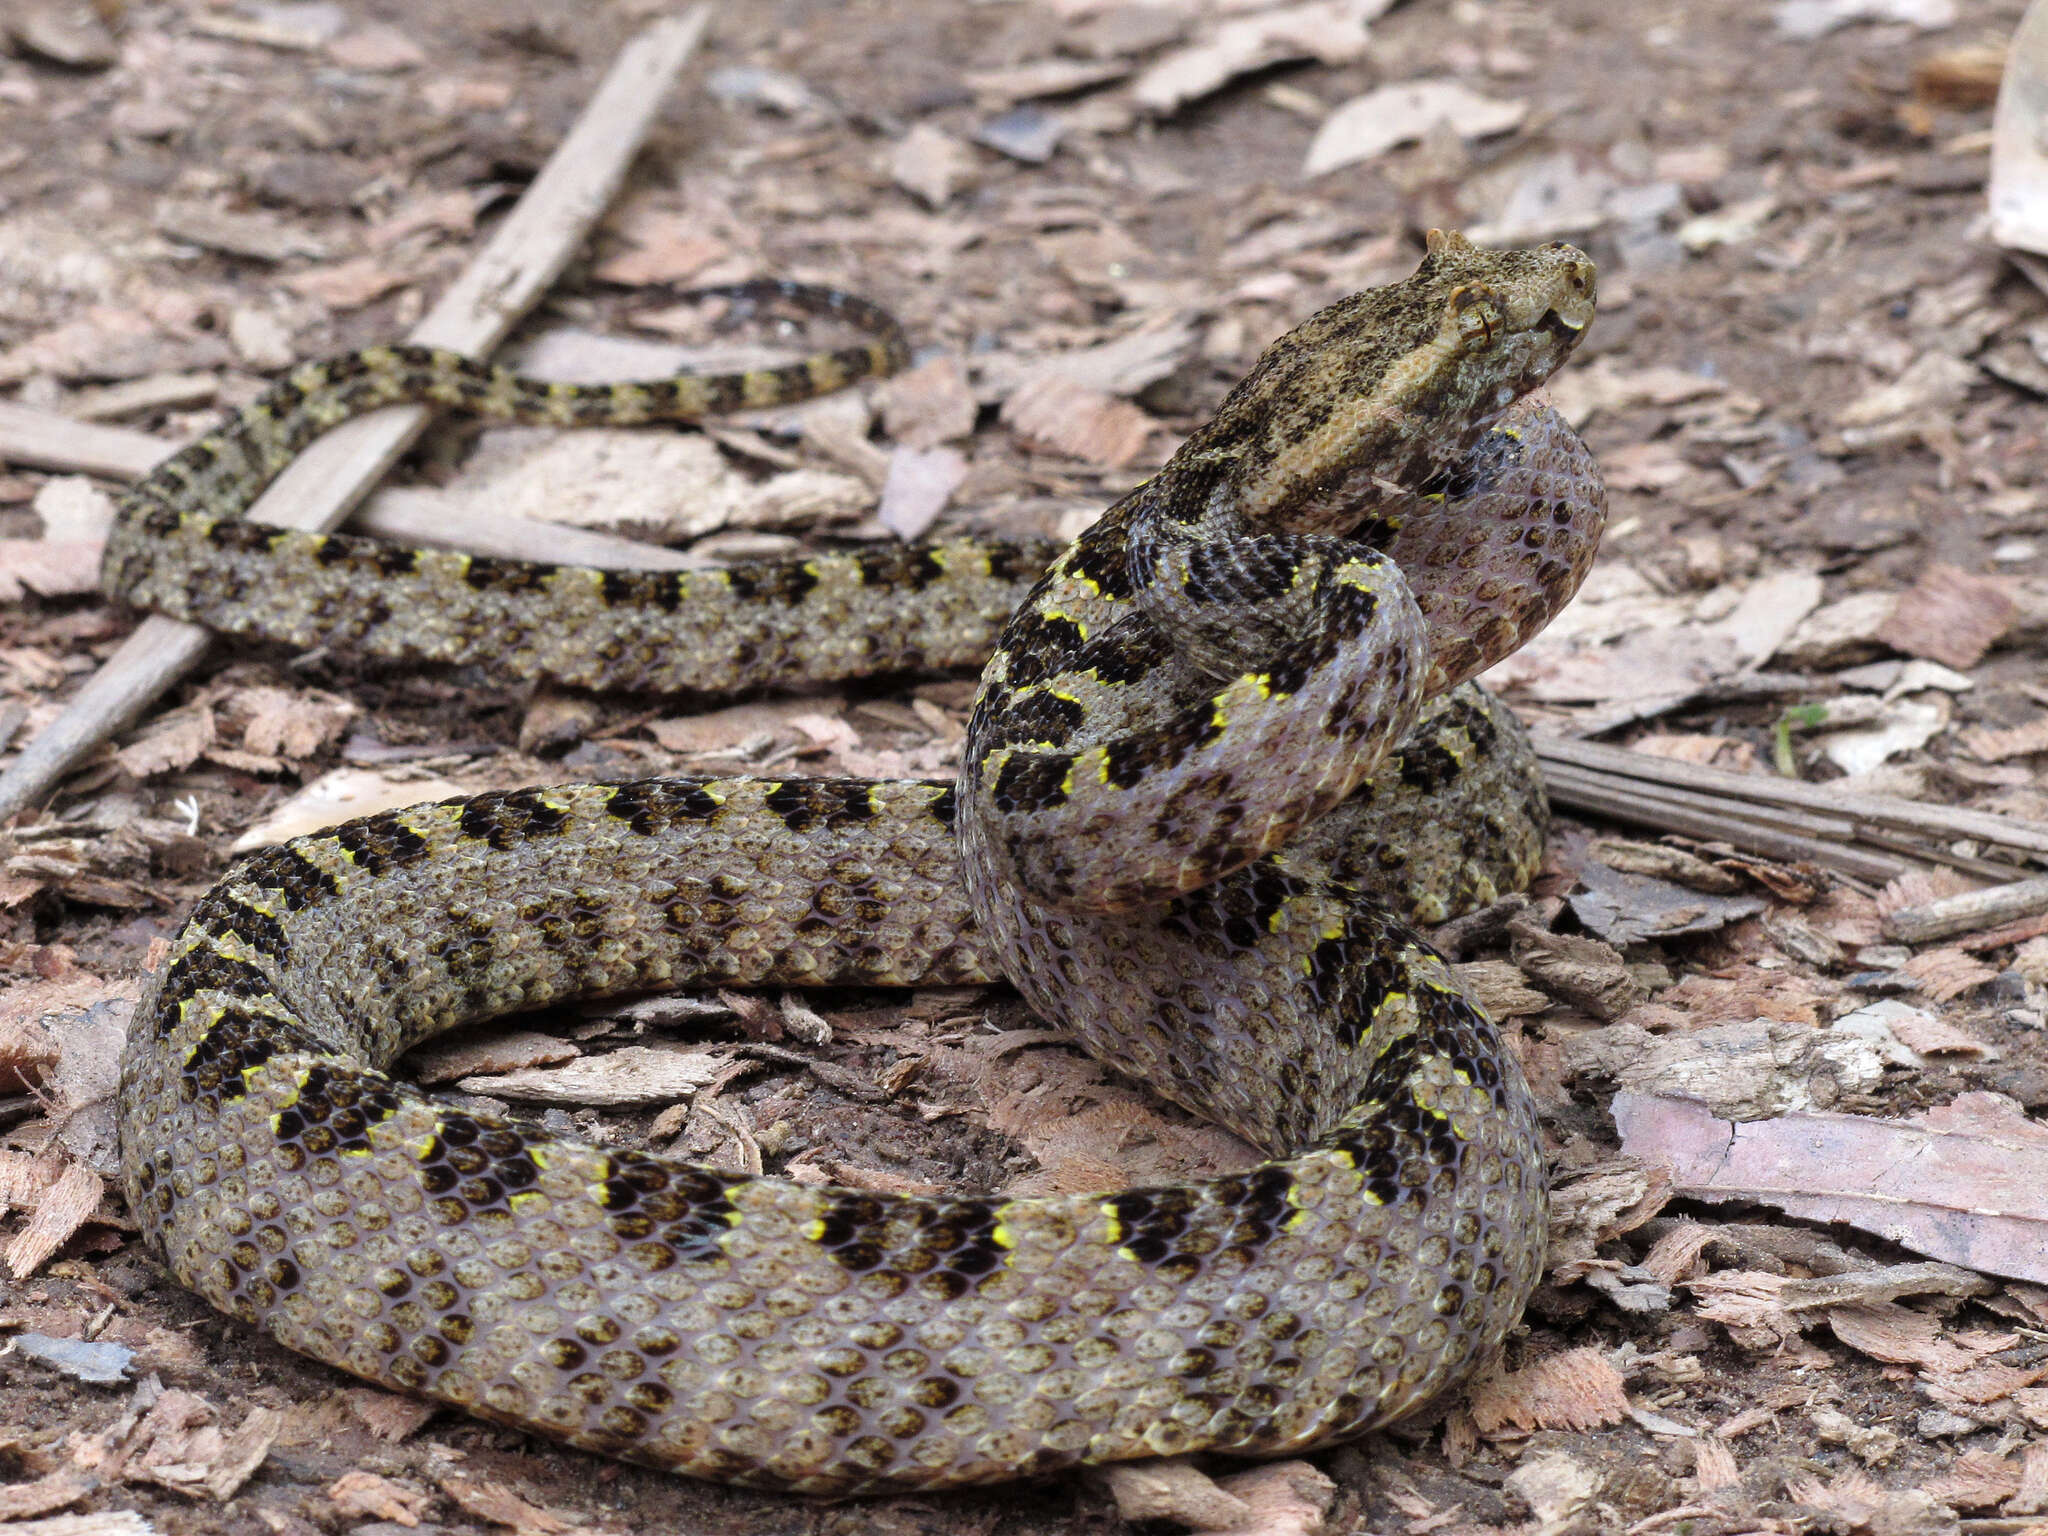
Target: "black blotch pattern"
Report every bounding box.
[1265,580,1379,698]
[603,778,721,834]
[991,752,1072,814]
[333,811,430,877]
[460,554,560,594]
[459,789,570,849]
[185,891,289,962]
[235,844,341,911]
[764,778,884,832]
[598,1150,738,1265]
[722,560,820,605]
[1069,523,1135,599]
[1001,690,1086,747]
[599,569,687,612]
[1100,710,1222,790]
[153,946,277,1037]
[1107,1187,1197,1266]
[180,1006,325,1106]
[1070,623,1170,687]
[271,1062,403,1156]
[1396,736,1463,796]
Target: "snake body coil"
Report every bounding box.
[114,239,1605,1493]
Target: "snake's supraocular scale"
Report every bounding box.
[112,235,1605,1493]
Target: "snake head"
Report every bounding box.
[1422,230,1595,403]
[1198,231,1598,535]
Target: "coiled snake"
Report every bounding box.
[110,235,1604,1493]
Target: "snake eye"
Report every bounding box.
[1446,284,1503,353]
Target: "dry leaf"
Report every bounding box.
[115,701,216,779]
[589,210,728,286]
[326,22,426,71]
[881,354,978,449]
[1962,715,2048,761]
[1303,81,1527,177]
[1001,373,1155,466]
[281,255,416,310]
[889,122,980,208]
[223,685,357,760]
[647,698,846,757]
[1132,0,1388,114]
[1878,562,2015,669]
[1615,1089,2048,1283]
[878,445,969,538]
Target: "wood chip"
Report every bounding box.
[1962,714,2048,761]
[1469,1346,1631,1434]
[1099,1459,1252,1530]
[406,1028,580,1087]
[459,1044,728,1108]
[329,1468,432,1525]
[1899,945,2000,1001]
[3,1160,101,1279]
[1877,561,2016,669]
[437,1470,571,1536]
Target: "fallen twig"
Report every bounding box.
[0,409,698,571]
[1537,737,2048,885]
[0,7,712,820]
[1883,876,2048,945]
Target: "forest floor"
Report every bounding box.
[2,0,2047,1533]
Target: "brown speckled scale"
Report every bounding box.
[114,238,1606,1494]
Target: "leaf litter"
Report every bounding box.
[2,0,2048,1531]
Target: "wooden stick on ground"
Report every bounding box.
[1884,876,2048,945]
[0,7,712,822]
[1536,737,2048,884]
[0,410,701,573]
[1537,737,2048,858]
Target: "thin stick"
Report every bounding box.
[0,408,699,571]
[0,7,712,820]
[1884,876,2048,945]
[1541,763,1909,882]
[1536,737,2048,859]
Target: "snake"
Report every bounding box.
[109,235,1605,1495]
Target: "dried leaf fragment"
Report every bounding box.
[1614,1089,2048,1284]
[1877,562,2014,669]
[1001,374,1156,467]
[1469,1346,1632,1433]
[1303,81,1527,177]
[330,1468,431,1526]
